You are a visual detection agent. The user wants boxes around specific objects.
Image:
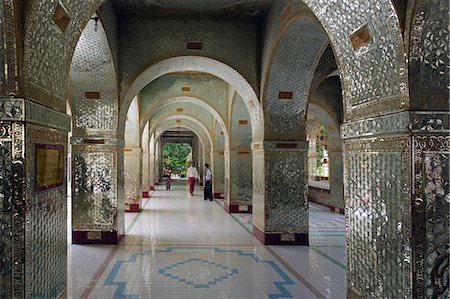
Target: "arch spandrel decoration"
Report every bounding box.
[118,56,264,142]
[146,103,215,138]
[262,13,329,140]
[303,0,408,121]
[69,16,118,138]
[153,119,213,158]
[150,115,214,152]
[138,73,229,129]
[261,0,408,124]
[24,0,106,107]
[140,96,227,142]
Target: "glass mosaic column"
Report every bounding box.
[71,138,125,244]
[124,147,142,212]
[141,148,149,197]
[342,111,449,298]
[227,150,252,213]
[212,151,225,199]
[0,97,70,298]
[251,141,309,245]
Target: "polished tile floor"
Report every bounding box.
[67,181,346,299]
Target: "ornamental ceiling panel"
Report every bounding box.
[115,0,271,17]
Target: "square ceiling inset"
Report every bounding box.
[349,24,373,52]
[52,3,71,33]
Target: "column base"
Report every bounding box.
[142,191,149,198]
[225,202,252,213]
[125,203,140,212]
[213,192,224,199]
[253,225,309,245]
[150,185,155,190]
[72,231,123,244]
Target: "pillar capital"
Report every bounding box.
[251,140,308,151]
[341,110,449,140]
[252,140,309,245]
[0,97,71,132]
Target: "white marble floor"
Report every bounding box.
[67,181,346,299]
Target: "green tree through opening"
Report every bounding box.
[163,143,192,176]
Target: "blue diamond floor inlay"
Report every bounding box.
[104,247,296,299]
[158,258,239,288]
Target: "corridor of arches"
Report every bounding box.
[0,0,448,298]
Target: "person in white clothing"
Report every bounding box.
[186,161,198,196]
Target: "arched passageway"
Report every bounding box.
[0,1,447,298]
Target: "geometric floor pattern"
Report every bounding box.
[67,181,346,298]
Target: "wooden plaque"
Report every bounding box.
[35,144,65,191]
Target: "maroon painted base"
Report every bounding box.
[125,203,140,212]
[225,202,252,214]
[155,182,159,186]
[150,185,155,190]
[253,225,309,245]
[309,199,344,214]
[72,231,123,244]
[142,191,149,198]
[213,192,224,199]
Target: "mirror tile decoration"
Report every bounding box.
[25,124,67,298]
[70,19,118,138]
[229,93,253,204]
[408,0,449,111]
[412,135,449,298]
[24,0,105,103]
[69,15,123,239]
[124,148,141,208]
[119,18,258,97]
[265,145,308,233]
[0,1,18,96]
[0,97,70,298]
[344,136,411,298]
[230,151,252,202]
[140,73,228,128]
[0,121,23,298]
[72,148,117,231]
[124,97,141,206]
[9,0,448,297]
[304,0,408,121]
[0,4,5,94]
[263,16,328,140]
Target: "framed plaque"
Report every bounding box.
[35,144,65,191]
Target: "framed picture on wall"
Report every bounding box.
[35,144,65,191]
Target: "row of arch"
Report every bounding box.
[9,1,447,298]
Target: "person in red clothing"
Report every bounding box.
[186,161,198,196]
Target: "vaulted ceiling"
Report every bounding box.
[114,0,272,18]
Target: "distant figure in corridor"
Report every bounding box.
[164,165,172,191]
[204,163,213,201]
[186,161,198,196]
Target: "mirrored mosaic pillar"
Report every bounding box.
[124,147,142,212]
[328,149,344,209]
[0,98,70,298]
[142,150,149,196]
[341,112,449,298]
[252,141,309,245]
[141,123,149,197]
[149,153,156,189]
[227,150,252,213]
[154,139,162,185]
[71,138,125,244]
[212,151,225,198]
